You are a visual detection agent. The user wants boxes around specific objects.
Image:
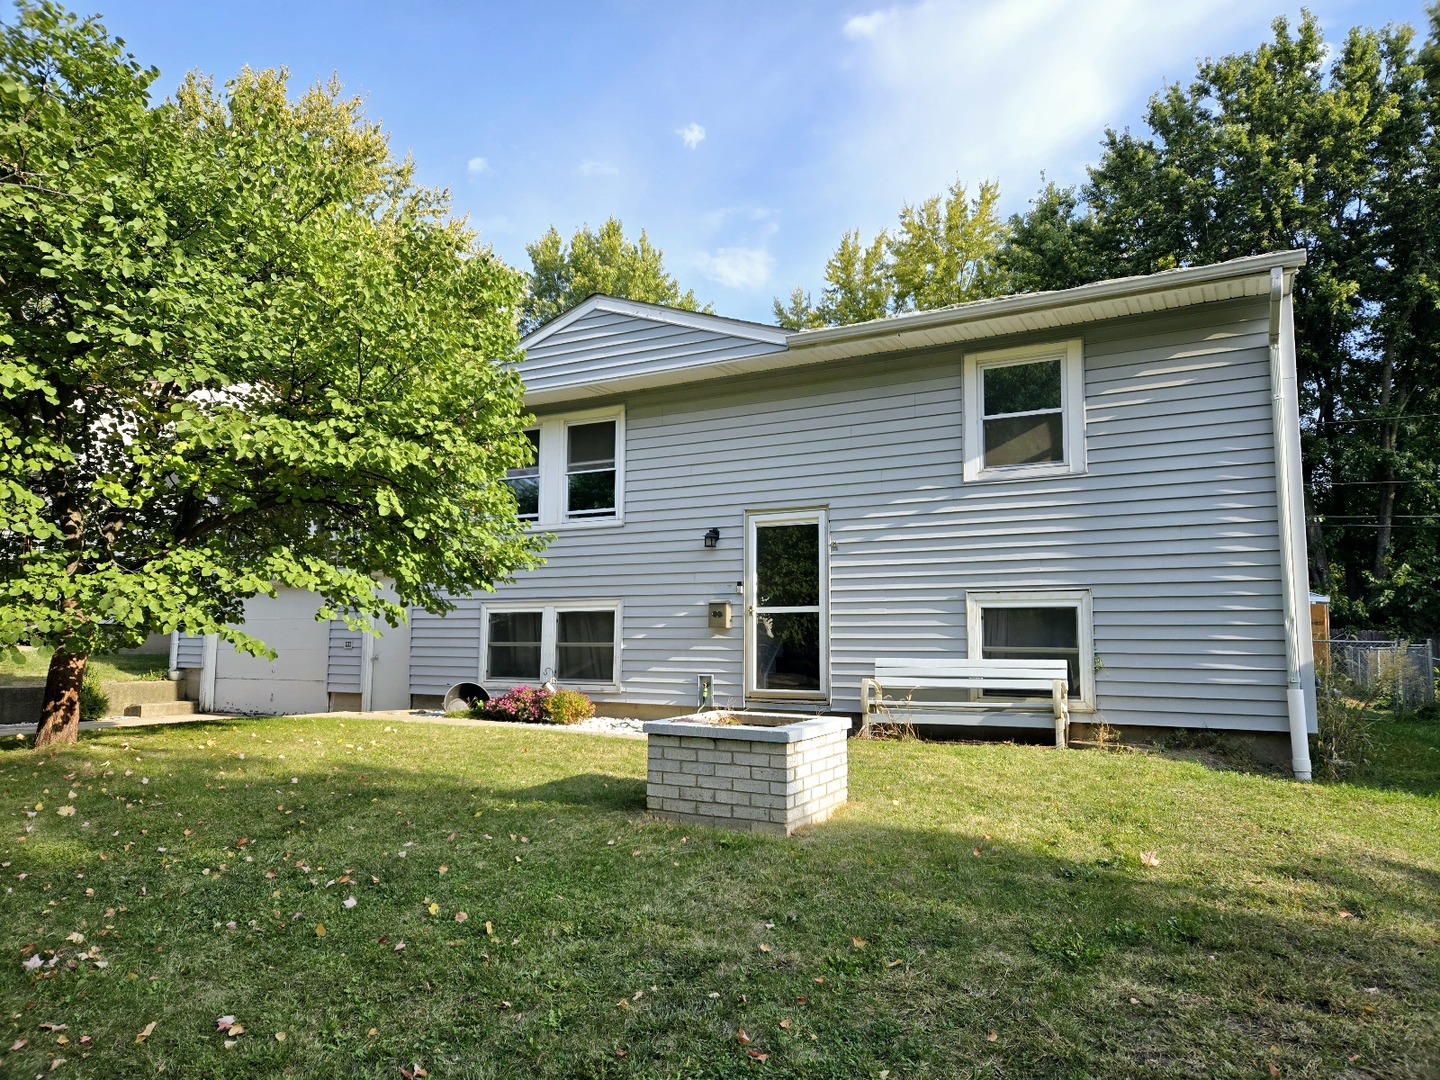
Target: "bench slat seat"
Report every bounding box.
[861,657,1071,748]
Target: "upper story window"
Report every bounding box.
[963,340,1084,481]
[502,406,625,527]
[566,421,617,518]
[504,429,541,521]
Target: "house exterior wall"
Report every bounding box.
[413,295,1295,733]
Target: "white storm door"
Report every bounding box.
[745,509,829,700]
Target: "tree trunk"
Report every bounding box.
[33,649,88,749]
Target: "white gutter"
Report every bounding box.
[1268,265,1315,781]
[788,249,1308,353]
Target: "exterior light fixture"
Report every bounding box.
[703,528,721,548]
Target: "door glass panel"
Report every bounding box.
[754,612,821,692]
[755,523,819,607]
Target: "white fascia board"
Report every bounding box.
[521,252,1307,407]
[786,250,1308,356]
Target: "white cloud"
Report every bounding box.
[578,159,620,177]
[694,246,776,290]
[466,156,492,176]
[843,11,893,40]
[677,122,707,149]
[828,0,1254,226]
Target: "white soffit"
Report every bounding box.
[522,251,1306,407]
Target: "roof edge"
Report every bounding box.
[521,294,789,351]
[785,250,1308,352]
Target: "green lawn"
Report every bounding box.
[0,648,170,687]
[2,718,1437,1078]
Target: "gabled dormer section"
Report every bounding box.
[519,295,789,407]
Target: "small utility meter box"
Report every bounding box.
[707,601,733,630]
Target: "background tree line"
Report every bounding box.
[534,8,1440,637]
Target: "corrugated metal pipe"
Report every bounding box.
[1269,267,1314,781]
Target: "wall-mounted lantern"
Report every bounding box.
[703,528,721,548]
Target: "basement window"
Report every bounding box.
[966,589,1094,708]
[483,603,621,688]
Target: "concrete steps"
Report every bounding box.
[123,701,198,718]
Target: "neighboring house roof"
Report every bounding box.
[518,250,1307,408]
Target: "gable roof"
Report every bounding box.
[519,296,788,405]
[519,251,1306,407]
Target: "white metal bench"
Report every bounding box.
[860,657,1071,748]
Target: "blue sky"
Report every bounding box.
[55,0,1436,323]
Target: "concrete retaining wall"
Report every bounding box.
[0,680,183,726]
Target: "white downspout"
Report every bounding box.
[200,633,219,715]
[1268,267,1315,781]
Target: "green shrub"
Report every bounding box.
[79,676,110,722]
[546,690,595,726]
[1313,689,1375,781]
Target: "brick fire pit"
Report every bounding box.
[642,712,850,835]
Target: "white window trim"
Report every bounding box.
[521,405,626,529]
[744,507,830,703]
[963,339,1085,482]
[480,600,623,692]
[965,589,1095,710]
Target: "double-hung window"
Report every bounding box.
[483,603,620,687]
[966,590,1094,709]
[501,407,624,526]
[963,340,1084,481]
[503,429,541,521]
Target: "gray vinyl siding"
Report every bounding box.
[409,599,482,697]
[174,633,205,669]
[522,309,786,397]
[326,622,364,694]
[413,296,1290,732]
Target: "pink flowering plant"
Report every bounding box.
[473,686,553,725]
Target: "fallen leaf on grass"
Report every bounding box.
[315,924,327,938]
[343,897,357,909]
[10,1038,25,1050]
[1268,1065,1280,1078]
[274,1032,286,1042]
[56,805,76,817]
[614,1048,628,1058]
[737,1028,752,1045]
[616,998,631,1011]
[454,912,468,923]
[368,1028,378,1037]
[216,1015,237,1032]
[746,1049,769,1062]
[852,937,867,949]
[759,943,771,953]
[135,1021,156,1044]
[1139,851,1160,868]
[885,958,904,969]
[986,1031,998,1042]
[779,1018,792,1031]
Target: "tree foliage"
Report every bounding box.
[1003,9,1440,632]
[522,217,708,334]
[0,2,545,744]
[774,180,1008,328]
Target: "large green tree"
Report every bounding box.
[774,179,1008,329]
[1,2,545,747]
[522,217,708,334]
[1028,9,1440,632]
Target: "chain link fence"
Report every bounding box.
[1317,637,1436,710]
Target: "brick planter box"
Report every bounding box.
[642,712,850,835]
